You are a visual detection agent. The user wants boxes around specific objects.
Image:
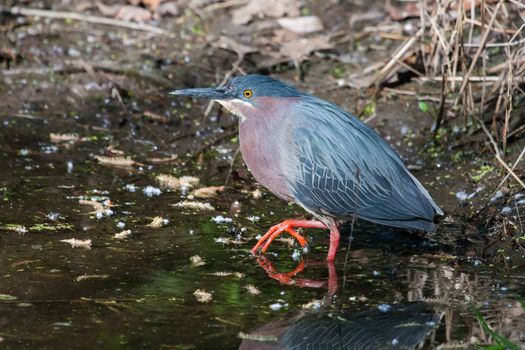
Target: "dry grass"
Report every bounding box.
[360,0,525,189]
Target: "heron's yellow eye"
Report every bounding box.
[243,89,253,98]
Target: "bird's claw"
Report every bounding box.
[251,220,308,255]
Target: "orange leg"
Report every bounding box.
[251,220,327,255]
[326,225,340,263]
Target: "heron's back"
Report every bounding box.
[284,97,443,231]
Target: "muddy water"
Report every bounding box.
[0,102,524,350]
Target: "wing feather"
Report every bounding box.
[285,97,442,230]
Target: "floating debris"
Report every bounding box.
[173,201,215,211]
[117,222,125,229]
[2,224,28,234]
[302,300,322,310]
[247,216,260,222]
[142,186,162,197]
[238,332,278,342]
[0,294,17,301]
[269,302,286,311]
[156,174,199,191]
[378,304,392,312]
[190,255,206,267]
[95,155,136,167]
[252,189,262,199]
[212,215,232,224]
[194,289,213,303]
[244,284,261,295]
[60,238,92,249]
[125,184,137,192]
[49,133,79,143]
[212,272,245,278]
[193,185,225,199]
[46,212,61,221]
[455,191,468,202]
[76,274,109,282]
[79,199,104,213]
[146,216,165,228]
[114,230,131,240]
[277,16,324,34]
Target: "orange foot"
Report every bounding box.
[251,220,327,255]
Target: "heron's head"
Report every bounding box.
[170,74,303,120]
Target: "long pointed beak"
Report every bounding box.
[169,87,235,100]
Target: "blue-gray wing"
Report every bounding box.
[286,97,442,231]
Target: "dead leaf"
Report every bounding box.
[211,36,258,59]
[156,1,179,16]
[232,0,300,25]
[96,2,152,22]
[142,0,162,11]
[96,1,120,16]
[277,16,323,34]
[61,238,92,249]
[194,289,213,303]
[192,186,225,199]
[386,2,420,21]
[279,36,333,64]
[146,216,164,228]
[116,5,152,22]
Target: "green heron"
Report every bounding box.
[170,75,443,262]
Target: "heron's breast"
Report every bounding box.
[238,99,294,201]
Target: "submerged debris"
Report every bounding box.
[60,238,92,249]
[194,289,213,303]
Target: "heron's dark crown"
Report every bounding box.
[227,74,304,98]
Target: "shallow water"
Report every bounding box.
[0,99,524,350]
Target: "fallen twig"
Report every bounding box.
[2,60,172,88]
[7,6,173,36]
